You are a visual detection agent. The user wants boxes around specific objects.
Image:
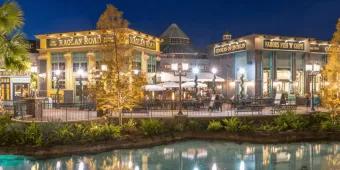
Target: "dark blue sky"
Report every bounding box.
[16,0,340,47]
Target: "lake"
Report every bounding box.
[0,140,339,169]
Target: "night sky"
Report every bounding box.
[16,0,340,47]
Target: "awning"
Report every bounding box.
[143,84,166,91]
[158,82,180,88]
[186,73,225,82]
[159,72,191,82]
[181,82,207,88]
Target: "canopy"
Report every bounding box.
[159,72,191,82]
[143,84,166,91]
[181,82,207,88]
[186,73,225,82]
[158,82,180,88]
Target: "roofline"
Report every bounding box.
[35,28,160,40]
[210,33,330,45]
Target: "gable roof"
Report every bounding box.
[160,23,189,39]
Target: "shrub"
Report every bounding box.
[24,123,43,146]
[320,120,335,131]
[207,120,223,131]
[274,111,308,131]
[257,123,277,132]
[186,120,203,131]
[0,114,11,125]
[123,119,138,134]
[222,117,241,132]
[1,123,25,146]
[87,123,121,140]
[54,124,75,144]
[140,119,163,136]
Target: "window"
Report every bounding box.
[133,51,142,70]
[95,52,103,70]
[147,55,156,73]
[51,53,65,89]
[73,52,87,72]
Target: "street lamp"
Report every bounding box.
[192,66,200,99]
[305,63,320,112]
[77,68,85,104]
[54,69,61,105]
[211,67,218,94]
[171,63,189,115]
[101,64,108,71]
[133,69,140,75]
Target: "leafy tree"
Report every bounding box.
[0,1,29,71]
[321,19,340,120]
[88,4,146,125]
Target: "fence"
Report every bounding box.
[10,97,317,122]
[13,101,98,122]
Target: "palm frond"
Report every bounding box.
[0,1,24,33]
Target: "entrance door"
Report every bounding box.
[74,79,87,103]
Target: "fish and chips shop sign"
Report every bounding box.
[214,42,247,56]
[263,40,305,51]
[47,34,156,50]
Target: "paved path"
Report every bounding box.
[21,106,328,122]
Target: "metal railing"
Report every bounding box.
[13,101,97,122]
[10,97,320,121]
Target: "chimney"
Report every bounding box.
[223,32,232,42]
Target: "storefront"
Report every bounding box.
[0,75,30,101]
[36,28,161,103]
[210,34,329,99]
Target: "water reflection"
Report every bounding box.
[0,141,340,170]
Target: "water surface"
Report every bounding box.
[0,140,339,170]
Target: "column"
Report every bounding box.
[291,53,296,81]
[255,50,263,97]
[87,52,96,81]
[64,52,73,90]
[46,52,52,96]
[141,51,148,74]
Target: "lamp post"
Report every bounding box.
[211,67,217,94]
[77,68,85,104]
[305,63,320,112]
[54,69,61,105]
[171,63,189,115]
[192,66,200,99]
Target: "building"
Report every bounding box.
[35,28,161,103]
[159,23,209,74]
[209,33,329,99]
[0,40,38,101]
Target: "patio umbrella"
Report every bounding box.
[143,84,166,91]
[181,82,208,88]
[159,82,180,89]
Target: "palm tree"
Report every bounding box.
[0,1,29,72]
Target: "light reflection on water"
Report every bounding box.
[0,140,340,170]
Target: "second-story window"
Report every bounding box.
[51,53,65,89]
[147,55,156,73]
[73,52,87,72]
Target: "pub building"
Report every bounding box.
[35,28,161,103]
[0,41,39,101]
[210,33,329,101]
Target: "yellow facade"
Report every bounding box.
[36,28,161,102]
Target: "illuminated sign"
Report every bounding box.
[47,34,156,50]
[310,44,340,53]
[310,44,328,53]
[263,40,304,51]
[214,42,247,56]
[129,35,156,50]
